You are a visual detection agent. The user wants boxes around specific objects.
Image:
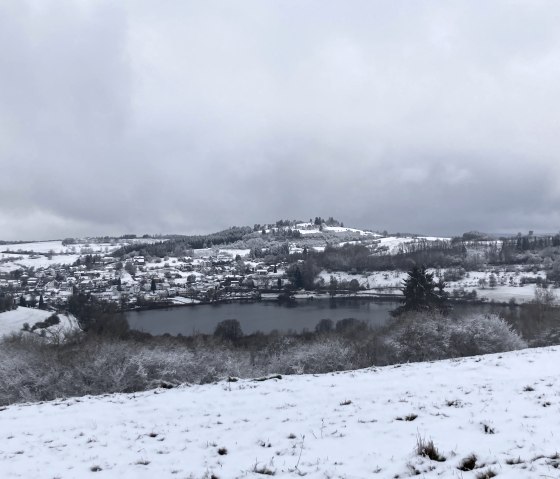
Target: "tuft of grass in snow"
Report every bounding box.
[482,422,495,434]
[416,435,446,462]
[475,468,497,479]
[457,453,478,471]
[396,413,418,421]
[252,463,275,475]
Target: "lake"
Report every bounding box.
[126,299,396,336]
[125,299,560,341]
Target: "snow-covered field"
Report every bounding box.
[323,226,381,237]
[0,239,132,272]
[0,253,81,272]
[1,346,560,478]
[1,241,70,255]
[0,307,52,337]
[219,248,252,258]
[477,286,540,303]
[1,239,160,256]
[290,225,381,237]
[316,269,560,304]
[1,240,119,255]
[371,236,451,254]
[317,270,408,289]
[0,307,79,338]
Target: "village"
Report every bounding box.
[0,240,289,311]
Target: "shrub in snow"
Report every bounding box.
[448,314,526,357]
[383,312,526,363]
[30,314,60,331]
[416,435,446,462]
[315,318,333,334]
[457,454,478,471]
[335,318,368,336]
[382,313,450,363]
[0,312,526,406]
[0,335,236,404]
[266,338,353,375]
[213,319,243,341]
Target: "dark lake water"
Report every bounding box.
[125,299,560,342]
[127,299,398,336]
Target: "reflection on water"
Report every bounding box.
[126,299,560,343]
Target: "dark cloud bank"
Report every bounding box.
[2,1,560,240]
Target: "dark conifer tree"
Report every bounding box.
[393,266,448,316]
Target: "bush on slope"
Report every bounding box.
[0,312,527,406]
[383,313,526,363]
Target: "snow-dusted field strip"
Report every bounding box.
[1,241,69,254]
[2,347,560,478]
[0,307,80,339]
[0,253,81,270]
[0,307,53,337]
[1,239,160,255]
[318,269,560,304]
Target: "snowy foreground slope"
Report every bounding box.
[2,348,560,478]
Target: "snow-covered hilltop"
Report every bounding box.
[1,346,559,478]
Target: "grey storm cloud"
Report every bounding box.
[2,0,560,240]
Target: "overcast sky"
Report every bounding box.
[2,1,560,240]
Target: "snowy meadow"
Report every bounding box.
[1,345,560,478]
